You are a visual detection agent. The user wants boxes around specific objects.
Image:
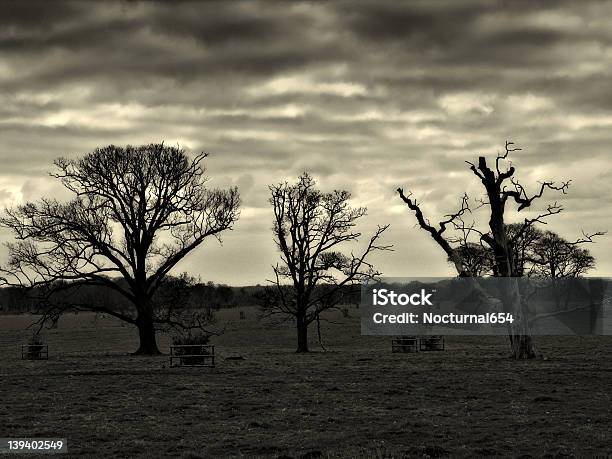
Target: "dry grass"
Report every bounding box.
[0,307,610,458]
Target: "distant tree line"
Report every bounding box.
[0,276,361,315]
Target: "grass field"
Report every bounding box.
[1,307,611,458]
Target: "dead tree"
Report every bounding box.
[0,144,240,355]
[265,173,390,353]
[398,141,602,359]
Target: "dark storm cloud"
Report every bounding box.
[0,1,343,90]
[0,0,85,28]
[147,2,304,46]
[0,0,611,284]
[337,1,488,44]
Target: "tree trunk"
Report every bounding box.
[296,311,309,353]
[134,300,161,355]
[509,334,537,359]
[501,277,537,359]
[505,282,537,359]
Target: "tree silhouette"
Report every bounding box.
[503,223,543,277]
[447,242,493,277]
[398,142,603,359]
[530,231,596,278]
[264,173,390,353]
[0,144,240,355]
[454,224,596,278]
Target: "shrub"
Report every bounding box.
[172,333,211,365]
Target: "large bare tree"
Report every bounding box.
[0,144,240,355]
[397,142,602,359]
[264,173,390,353]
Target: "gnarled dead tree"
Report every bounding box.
[398,141,603,359]
[264,173,390,353]
[0,144,240,355]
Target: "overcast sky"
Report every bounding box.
[0,0,610,285]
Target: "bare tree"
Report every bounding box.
[504,223,543,277]
[530,231,596,278]
[457,225,597,279]
[447,242,493,277]
[398,142,602,359]
[264,173,390,353]
[0,144,240,355]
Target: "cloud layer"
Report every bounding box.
[1,0,610,284]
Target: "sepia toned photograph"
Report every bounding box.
[0,1,611,458]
